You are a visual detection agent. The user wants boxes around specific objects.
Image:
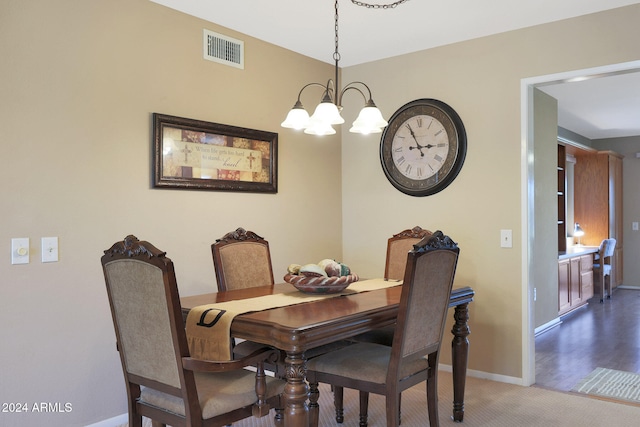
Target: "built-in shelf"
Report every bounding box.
[557,144,566,253]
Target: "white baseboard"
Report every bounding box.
[534,317,562,336]
[438,364,524,386]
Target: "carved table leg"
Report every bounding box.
[451,302,471,422]
[284,351,309,427]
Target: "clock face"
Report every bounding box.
[380,99,466,197]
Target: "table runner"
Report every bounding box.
[186,278,401,360]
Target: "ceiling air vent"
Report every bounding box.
[203,29,244,69]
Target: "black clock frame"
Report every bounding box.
[380,98,467,197]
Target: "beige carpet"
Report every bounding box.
[572,367,640,404]
[122,370,640,426]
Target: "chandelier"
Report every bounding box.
[281,0,409,136]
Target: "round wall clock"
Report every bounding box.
[380,98,467,197]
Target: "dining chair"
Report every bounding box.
[306,231,459,427]
[211,227,282,370]
[211,227,351,373]
[329,226,434,423]
[211,227,274,292]
[354,226,434,346]
[594,238,616,302]
[101,235,284,427]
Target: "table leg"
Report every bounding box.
[451,302,471,422]
[283,351,309,427]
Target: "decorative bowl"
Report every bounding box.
[284,273,359,294]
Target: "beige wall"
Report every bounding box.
[3,0,640,425]
[0,1,341,425]
[341,4,640,379]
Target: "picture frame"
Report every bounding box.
[153,113,278,193]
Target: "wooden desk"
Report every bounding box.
[181,283,474,426]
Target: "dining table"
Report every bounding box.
[181,280,474,427]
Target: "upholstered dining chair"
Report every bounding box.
[211,227,275,291]
[306,231,459,427]
[101,235,284,427]
[594,238,616,302]
[329,226,434,423]
[211,227,351,375]
[354,226,434,346]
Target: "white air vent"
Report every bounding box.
[203,29,244,69]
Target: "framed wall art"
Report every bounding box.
[153,113,278,193]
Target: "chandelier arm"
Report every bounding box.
[296,81,334,103]
[338,81,376,107]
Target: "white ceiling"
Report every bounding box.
[150,0,640,140]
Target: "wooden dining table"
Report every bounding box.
[181,282,474,427]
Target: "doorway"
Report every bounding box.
[521,60,640,386]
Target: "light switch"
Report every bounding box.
[41,237,58,263]
[633,222,639,231]
[500,229,513,248]
[11,238,30,265]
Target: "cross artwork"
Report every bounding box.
[247,152,256,169]
[181,144,192,162]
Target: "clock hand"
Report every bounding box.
[406,124,426,157]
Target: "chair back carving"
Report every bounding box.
[384,226,433,280]
[211,228,275,291]
[389,231,459,378]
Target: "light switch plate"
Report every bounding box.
[41,237,58,263]
[11,238,30,265]
[500,229,513,248]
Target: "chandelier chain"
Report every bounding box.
[334,0,340,63]
[350,0,410,9]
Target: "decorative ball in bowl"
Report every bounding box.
[284,259,359,294]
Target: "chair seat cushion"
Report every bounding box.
[141,369,284,419]
[593,263,612,275]
[306,342,429,384]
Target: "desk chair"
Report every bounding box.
[594,238,616,302]
[306,231,460,427]
[101,235,284,427]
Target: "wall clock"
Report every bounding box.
[380,98,467,197]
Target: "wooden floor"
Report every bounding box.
[535,288,640,391]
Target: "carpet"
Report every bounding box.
[572,367,640,404]
[120,370,640,426]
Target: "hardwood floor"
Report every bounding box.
[535,288,640,391]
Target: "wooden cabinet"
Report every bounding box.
[558,253,594,316]
[574,151,623,290]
